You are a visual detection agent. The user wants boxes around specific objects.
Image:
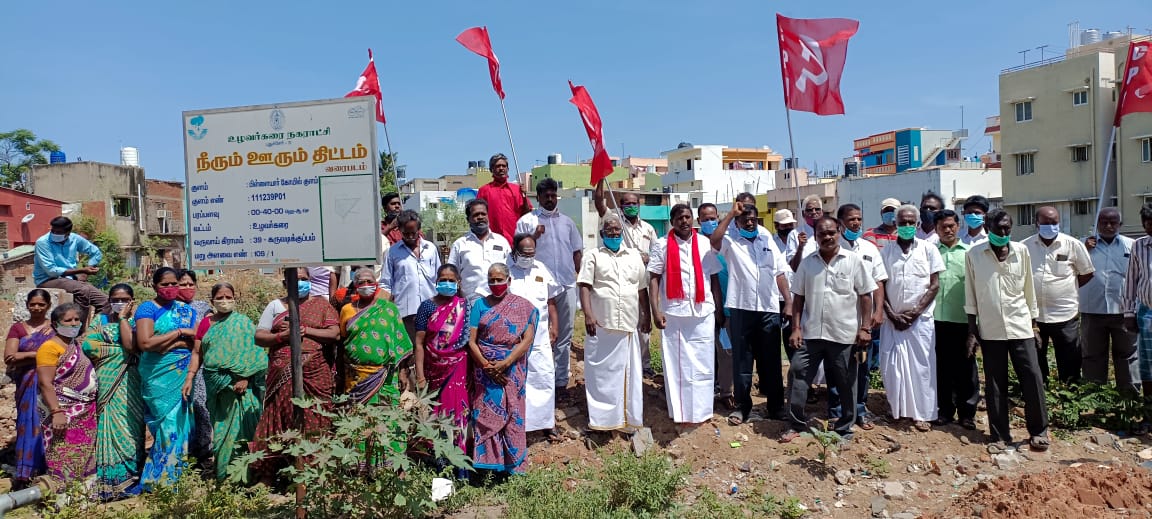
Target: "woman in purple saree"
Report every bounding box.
[4,289,53,486]
[414,264,471,457]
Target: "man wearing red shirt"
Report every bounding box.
[863,197,901,251]
[476,153,532,242]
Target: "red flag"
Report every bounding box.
[1115,41,1152,126]
[345,49,386,123]
[568,81,613,185]
[776,14,859,115]
[456,27,505,100]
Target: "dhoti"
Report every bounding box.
[585,329,643,431]
[662,314,715,423]
[879,315,937,421]
[525,337,556,432]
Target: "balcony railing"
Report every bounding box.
[1000,55,1065,74]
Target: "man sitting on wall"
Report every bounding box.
[34,216,108,311]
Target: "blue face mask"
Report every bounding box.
[699,219,719,236]
[738,228,758,240]
[435,281,458,296]
[964,213,985,229]
[881,212,896,225]
[296,280,311,299]
[843,227,862,241]
[602,235,623,251]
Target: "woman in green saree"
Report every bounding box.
[186,282,267,480]
[339,268,414,406]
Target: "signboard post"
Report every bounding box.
[181,97,381,486]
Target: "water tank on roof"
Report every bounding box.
[1104,31,1124,40]
[468,161,478,169]
[677,142,693,149]
[547,153,561,165]
[49,151,66,164]
[1081,29,1101,45]
[456,188,477,203]
[120,147,139,167]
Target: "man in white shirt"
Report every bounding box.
[1080,207,1137,391]
[960,195,990,246]
[710,201,791,425]
[788,195,823,273]
[504,233,563,439]
[649,204,721,428]
[1023,205,1095,384]
[880,205,945,431]
[448,199,511,304]
[579,215,651,433]
[782,216,877,443]
[380,210,441,338]
[516,178,584,395]
[773,210,800,376]
[698,203,735,411]
[965,210,1049,449]
[916,192,943,245]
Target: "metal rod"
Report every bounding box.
[601,180,638,249]
[1092,125,1118,233]
[784,107,801,210]
[498,98,526,187]
[284,267,304,518]
[0,485,44,518]
[382,124,396,180]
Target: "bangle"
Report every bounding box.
[51,409,65,415]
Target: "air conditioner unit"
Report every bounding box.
[156,210,169,219]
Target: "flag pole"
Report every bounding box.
[784,107,802,211]
[1091,125,1118,234]
[600,179,638,249]
[498,98,527,188]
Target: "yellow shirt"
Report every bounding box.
[964,241,1039,341]
[36,339,67,368]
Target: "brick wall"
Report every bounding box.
[0,221,8,251]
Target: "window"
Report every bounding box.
[686,159,693,171]
[1016,153,1036,175]
[645,195,662,206]
[1014,101,1033,122]
[1071,146,1089,162]
[158,217,170,234]
[1016,204,1035,226]
[113,197,134,218]
[1074,200,1091,215]
[0,205,10,217]
[1073,90,1088,106]
[1143,138,1151,163]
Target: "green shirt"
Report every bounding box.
[934,240,970,324]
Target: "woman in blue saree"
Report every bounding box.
[4,289,53,487]
[134,267,197,489]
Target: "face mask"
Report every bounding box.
[489,282,509,298]
[435,281,458,296]
[881,212,896,226]
[55,325,82,339]
[738,228,758,240]
[177,287,196,303]
[921,209,937,227]
[777,229,792,241]
[896,225,917,240]
[50,232,68,243]
[540,206,558,216]
[622,205,640,218]
[356,284,377,297]
[470,222,489,237]
[804,216,816,227]
[296,280,311,299]
[1038,224,1060,240]
[514,255,535,269]
[602,235,623,251]
[212,299,236,314]
[157,286,181,301]
[964,213,984,229]
[699,220,719,236]
[843,227,862,241]
[110,302,128,314]
[988,232,1011,247]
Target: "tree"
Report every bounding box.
[72,215,130,288]
[0,129,60,192]
[420,202,468,257]
[379,151,402,198]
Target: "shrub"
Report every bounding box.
[1045,381,1145,431]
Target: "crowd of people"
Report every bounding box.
[13,151,1152,496]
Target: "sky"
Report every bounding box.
[3,1,1150,183]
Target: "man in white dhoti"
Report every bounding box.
[880,205,944,432]
[649,204,720,428]
[500,233,562,440]
[579,215,651,433]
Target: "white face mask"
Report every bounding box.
[356,284,378,297]
[110,302,128,314]
[55,325,82,339]
[50,232,68,243]
[514,256,534,269]
[1038,223,1060,240]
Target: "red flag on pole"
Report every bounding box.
[456,27,506,100]
[345,49,386,123]
[1115,41,1152,126]
[776,14,859,116]
[568,81,613,185]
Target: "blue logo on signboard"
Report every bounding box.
[270,109,285,130]
[187,115,207,140]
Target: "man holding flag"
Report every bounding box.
[477,153,532,243]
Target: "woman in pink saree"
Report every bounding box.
[414,264,470,459]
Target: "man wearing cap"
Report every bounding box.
[863,198,902,251]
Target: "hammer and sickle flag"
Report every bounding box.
[776,14,859,115]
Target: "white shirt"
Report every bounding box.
[960,228,988,246]
[380,239,441,318]
[1022,233,1095,323]
[516,209,583,288]
[772,232,797,298]
[257,299,288,330]
[622,218,658,257]
[880,238,945,315]
[840,236,889,285]
[447,232,511,303]
[506,260,563,347]
[792,248,878,345]
[916,228,940,245]
[648,233,720,318]
[577,247,648,332]
[789,222,819,260]
[718,229,789,313]
[1080,235,1134,315]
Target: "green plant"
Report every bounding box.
[73,215,130,289]
[1045,381,1145,431]
[143,467,282,518]
[801,424,842,466]
[863,455,891,479]
[601,448,687,514]
[761,494,807,519]
[229,391,470,518]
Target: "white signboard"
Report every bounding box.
[182,97,381,269]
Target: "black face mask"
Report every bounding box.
[920,209,937,229]
[777,229,792,240]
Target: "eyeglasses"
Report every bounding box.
[803,207,822,214]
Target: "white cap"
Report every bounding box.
[881,198,902,211]
[774,209,797,225]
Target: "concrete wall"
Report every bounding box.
[837,168,1003,229]
[664,145,776,205]
[30,162,146,249]
[529,164,629,191]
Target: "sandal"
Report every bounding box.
[779,430,802,443]
[546,429,563,443]
[720,396,738,411]
[727,411,744,426]
[913,420,932,432]
[959,418,978,430]
[1029,435,1050,452]
[856,418,875,431]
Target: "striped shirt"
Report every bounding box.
[1122,236,1152,313]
